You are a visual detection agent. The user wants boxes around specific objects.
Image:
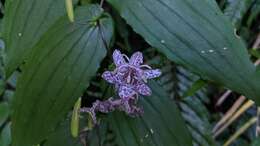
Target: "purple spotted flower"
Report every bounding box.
[81,97,144,123]
[81,49,161,124]
[102,49,161,98]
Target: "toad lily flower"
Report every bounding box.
[81,49,161,124]
[102,49,161,99]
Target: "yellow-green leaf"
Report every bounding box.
[71,97,81,137]
[65,0,75,22]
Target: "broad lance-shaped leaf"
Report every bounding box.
[3,0,74,77]
[11,5,113,146]
[108,81,193,146]
[44,118,82,146]
[107,0,260,103]
[205,0,220,10]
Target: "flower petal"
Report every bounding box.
[102,71,115,84]
[120,99,131,114]
[136,83,151,96]
[117,65,129,74]
[113,73,124,84]
[133,67,144,80]
[113,49,126,66]
[143,69,161,79]
[129,51,143,66]
[118,85,136,98]
[128,105,144,117]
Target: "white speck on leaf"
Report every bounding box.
[223,47,227,50]
[201,51,205,54]
[160,40,165,44]
[145,134,149,138]
[209,50,214,53]
[18,33,22,37]
[150,129,154,134]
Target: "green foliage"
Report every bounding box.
[155,56,216,146]
[0,39,5,95]
[0,102,9,127]
[250,50,260,59]
[108,81,192,146]
[224,0,254,28]
[251,137,260,146]
[0,123,11,146]
[107,0,260,104]
[247,0,260,26]
[44,118,82,146]
[3,0,67,77]
[0,0,258,145]
[182,79,207,98]
[11,5,113,146]
[71,97,82,138]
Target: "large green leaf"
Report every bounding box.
[3,0,68,77]
[44,118,82,146]
[107,0,260,103]
[146,50,216,146]
[205,0,220,10]
[108,81,192,146]
[11,5,113,146]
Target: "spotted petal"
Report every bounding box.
[144,69,161,79]
[113,73,124,84]
[118,85,136,98]
[136,83,151,96]
[102,71,115,84]
[129,51,143,66]
[120,98,131,114]
[113,49,126,66]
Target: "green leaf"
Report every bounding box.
[3,90,14,106]
[3,0,67,77]
[71,97,81,138]
[107,0,260,103]
[159,60,215,145]
[108,81,192,146]
[204,0,220,10]
[44,118,82,146]
[0,39,5,95]
[0,123,11,146]
[247,0,260,26]
[250,49,260,59]
[224,0,254,28]
[251,137,260,146]
[80,0,92,5]
[11,5,113,146]
[0,102,9,127]
[182,79,206,98]
[87,122,113,146]
[66,0,75,22]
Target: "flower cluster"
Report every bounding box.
[81,49,161,124]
